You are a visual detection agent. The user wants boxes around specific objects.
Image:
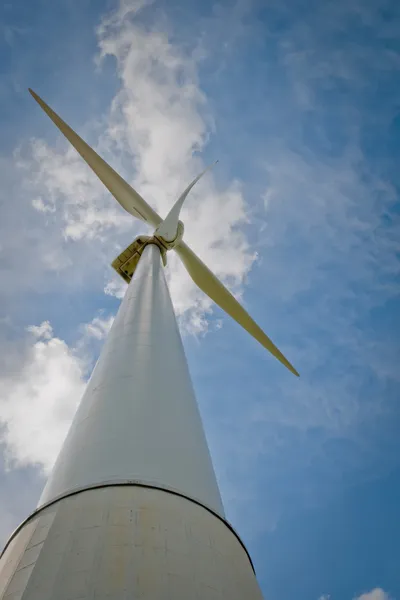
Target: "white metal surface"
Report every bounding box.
[0,486,263,600]
[39,244,224,517]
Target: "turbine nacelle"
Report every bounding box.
[29,88,299,377]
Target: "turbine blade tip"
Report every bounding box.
[29,88,40,101]
[290,365,300,377]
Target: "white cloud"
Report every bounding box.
[31,196,55,213]
[26,320,53,340]
[104,275,126,299]
[355,589,392,600]
[0,322,87,474]
[0,313,117,475]
[82,314,114,340]
[19,0,255,333]
[19,138,133,242]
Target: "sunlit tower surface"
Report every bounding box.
[0,90,298,600]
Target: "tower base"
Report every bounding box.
[0,485,263,599]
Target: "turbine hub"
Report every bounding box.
[154,220,184,250]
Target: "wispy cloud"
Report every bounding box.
[17,0,255,334]
[186,0,400,538]
[355,589,393,600]
[82,314,114,340]
[317,593,393,600]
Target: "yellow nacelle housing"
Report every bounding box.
[111,236,167,283]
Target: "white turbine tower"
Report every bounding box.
[0,89,298,600]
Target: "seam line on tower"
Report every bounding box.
[1,480,256,574]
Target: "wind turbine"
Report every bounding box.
[0,89,298,600]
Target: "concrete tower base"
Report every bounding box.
[0,485,263,599]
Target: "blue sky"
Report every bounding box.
[0,1,399,599]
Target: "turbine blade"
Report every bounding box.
[156,161,218,242]
[175,242,299,376]
[29,89,161,228]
